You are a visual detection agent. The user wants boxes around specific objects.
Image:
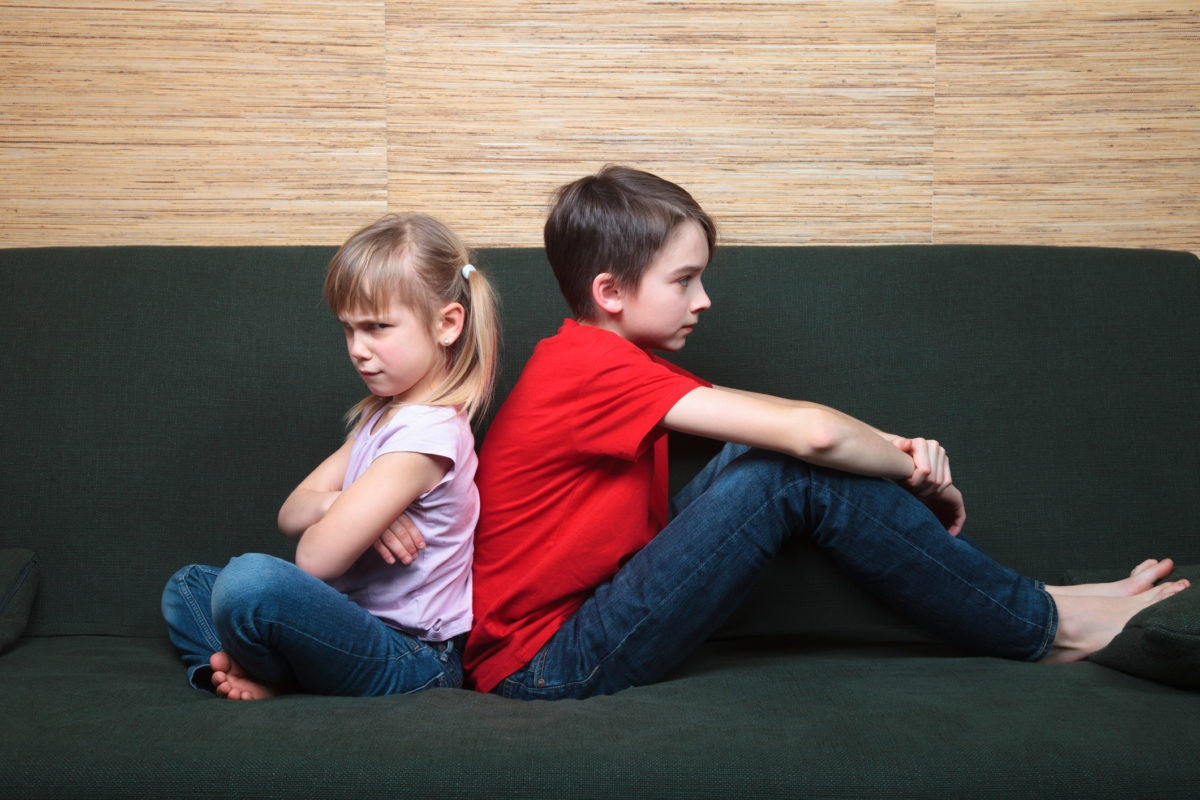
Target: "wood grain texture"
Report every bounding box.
[934,1,1199,252]
[386,1,936,247]
[0,1,388,245]
[0,2,1195,252]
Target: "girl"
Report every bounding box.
[162,214,499,700]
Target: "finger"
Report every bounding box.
[924,440,946,485]
[390,514,427,552]
[379,530,416,565]
[907,438,932,485]
[372,539,397,565]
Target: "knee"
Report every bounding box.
[161,564,190,606]
[211,553,289,616]
[161,563,210,622]
[211,556,304,623]
[722,446,813,485]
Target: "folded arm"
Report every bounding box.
[662,386,965,534]
[279,440,449,580]
[663,386,914,478]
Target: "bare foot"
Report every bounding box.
[1043,576,1190,663]
[1048,558,1177,598]
[209,651,279,701]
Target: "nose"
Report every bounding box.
[693,281,712,313]
[347,330,371,361]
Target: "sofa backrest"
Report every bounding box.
[2,244,1198,639]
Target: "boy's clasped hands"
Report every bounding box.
[894,436,966,536]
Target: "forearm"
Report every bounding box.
[665,386,915,480]
[291,450,448,581]
[293,515,378,580]
[788,405,914,479]
[277,488,341,540]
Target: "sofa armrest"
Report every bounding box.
[0,548,38,653]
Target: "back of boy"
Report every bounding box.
[464,168,718,694]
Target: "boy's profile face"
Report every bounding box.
[602,220,712,352]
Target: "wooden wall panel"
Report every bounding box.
[935,1,1199,253]
[0,1,387,246]
[386,1,936,247]
[0,2,1195,252]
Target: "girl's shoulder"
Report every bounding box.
[374,403,468,440]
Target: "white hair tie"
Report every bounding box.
[461,264,477,281]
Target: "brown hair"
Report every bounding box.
[324,214,500,426]
[543,166,717,319]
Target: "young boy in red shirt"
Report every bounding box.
[463,165,1188,699]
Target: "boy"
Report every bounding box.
[462,165,1187,700]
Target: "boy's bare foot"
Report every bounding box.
[1048,558,1178,598]
[209,651,279,701]
[1043,574,1190,663]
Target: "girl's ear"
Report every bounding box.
[436,302,466,346]
[591,272,623,316]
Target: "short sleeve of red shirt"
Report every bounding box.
[465,320,709,692]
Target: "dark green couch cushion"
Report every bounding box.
[1068,566,1200,690]
[0,548,37,652]
[2,245,1199,644]
[3,634,1199,800]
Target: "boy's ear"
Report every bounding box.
[436,302,466,345]
[591,272,623,315]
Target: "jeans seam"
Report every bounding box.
[815,475,1053,658]
[176,567,223,653]
[1031,582,1058,661]
[568,475,784,694]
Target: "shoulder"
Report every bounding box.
[375,405,473,459]
[535,320,696,379]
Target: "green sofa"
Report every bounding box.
[2,244,1198,799]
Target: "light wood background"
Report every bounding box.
[1,1,1196,252]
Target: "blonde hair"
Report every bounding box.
[324,214,500,427]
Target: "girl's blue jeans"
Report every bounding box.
[161,553,463,696]
[495,444,1057,700]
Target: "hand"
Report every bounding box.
[893,437,965,535]
[371,513,426,565]
[893,437,953,496]
[920,483,967,537]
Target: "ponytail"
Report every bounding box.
[428,261,500,423]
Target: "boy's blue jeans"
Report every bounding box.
[495,444,1056,700]
[161,553,463,696]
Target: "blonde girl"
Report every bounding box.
[162,214,499,700]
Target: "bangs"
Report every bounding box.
[324,240,423,319]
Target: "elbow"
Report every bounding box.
[293,534,344,582]
[792,410,852,460]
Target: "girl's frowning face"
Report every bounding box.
[339,299,447,406]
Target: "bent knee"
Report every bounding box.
[161,563,217,619]
[211,553,309,615]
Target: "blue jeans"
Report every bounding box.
[161,553,463,695]
[495,444,1056,700]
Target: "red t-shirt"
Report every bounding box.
[464,320,709,692]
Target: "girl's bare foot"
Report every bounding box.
[1048,558,1177,598]
[1043,575,1190,663]
[209,651,279,701]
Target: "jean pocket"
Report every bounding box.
[497,645,605,700]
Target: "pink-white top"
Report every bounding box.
[329,403,477,641]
